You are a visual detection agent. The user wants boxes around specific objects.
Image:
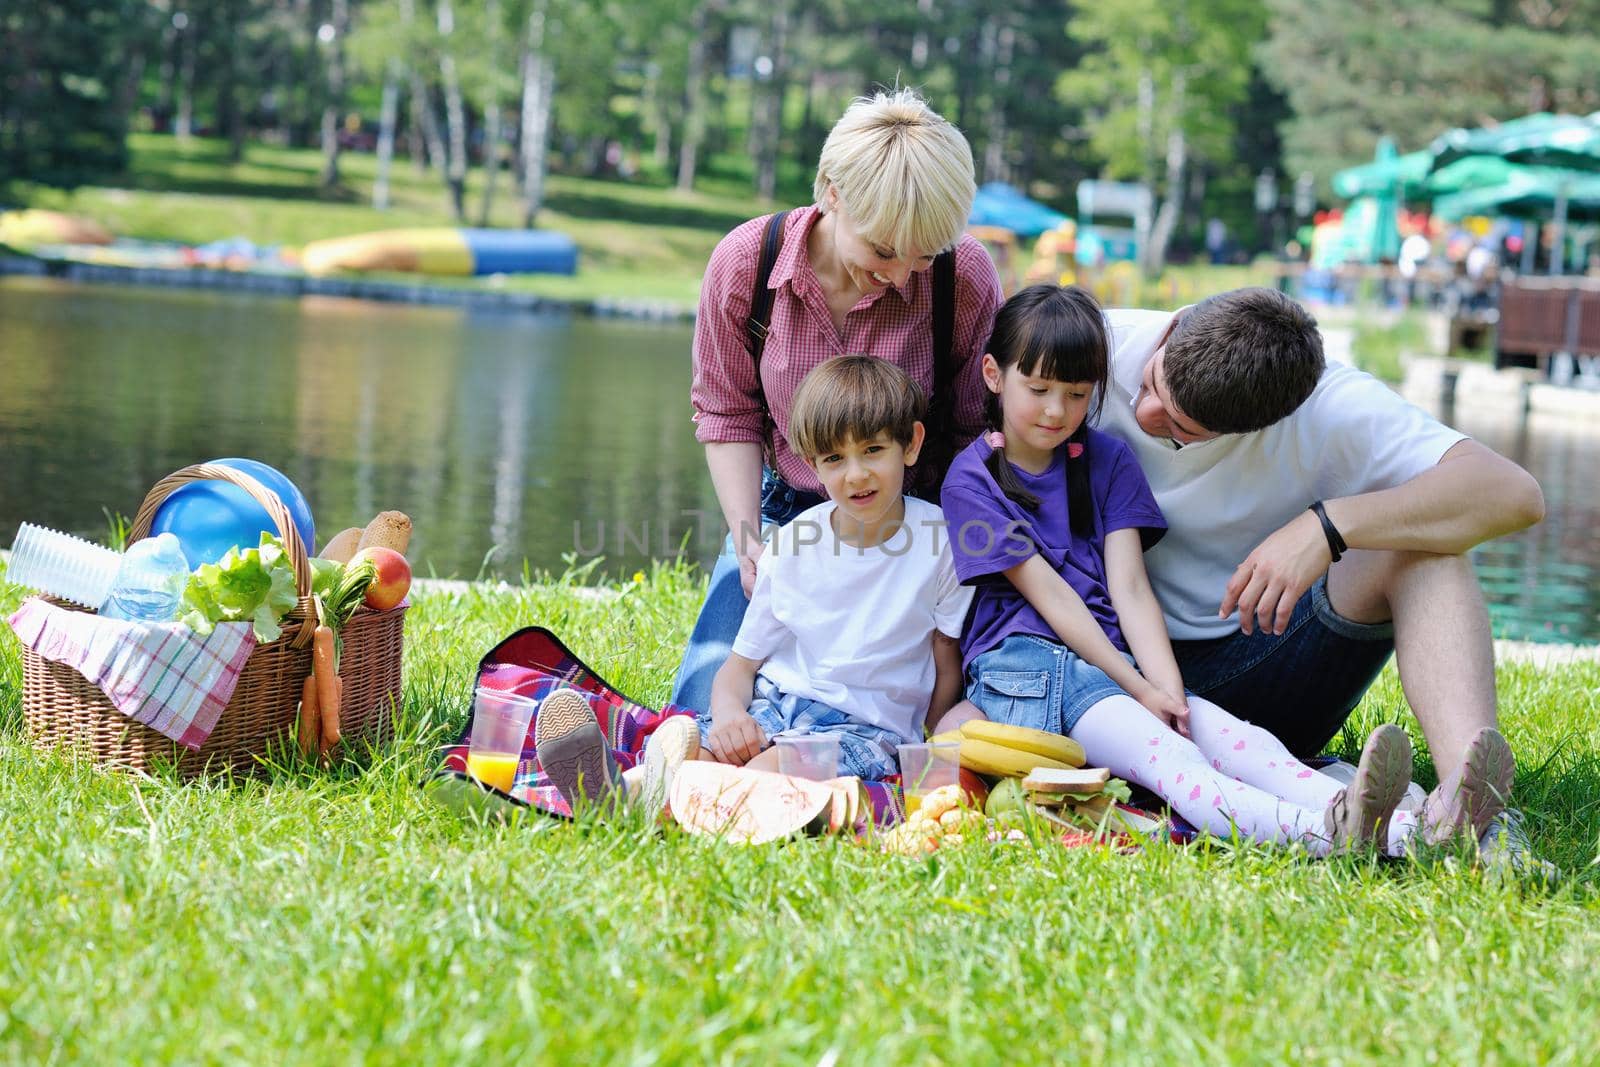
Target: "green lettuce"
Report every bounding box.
[178,532,300,643]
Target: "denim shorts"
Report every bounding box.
[964,634,1135,736]
[1171,575,1395,758]
[695,675,901,780]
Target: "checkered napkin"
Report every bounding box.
[8,597,256,750]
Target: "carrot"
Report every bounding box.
[315,624,341,753]
[297,672,320,758]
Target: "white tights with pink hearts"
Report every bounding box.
[1069,695,1418,856]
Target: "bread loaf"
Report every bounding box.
[356,511,413,557]
[317,527,364,563]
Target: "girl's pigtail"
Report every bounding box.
[1064,422,1092,538]
[983,392,1041,511]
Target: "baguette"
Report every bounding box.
[1022,766,1111,794]
[356,510,413,556]
[318,527,363,563]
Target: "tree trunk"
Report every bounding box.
[519,0,555,228]
[1145,73,1187,276]
[751,0,789,202]
[644,60,671,168]
[373,67,401,209]
[476,0,506,226]
[676,1,712,192]
[982,21,1014,185]
[175,12,196,140]
[437,0,468,220]
[319,0,349,189]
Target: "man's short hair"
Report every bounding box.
[1163,288,1325,434]
[788,355,926,459]
[814,88,976,260]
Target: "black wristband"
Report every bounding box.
[1309,501,1347,563]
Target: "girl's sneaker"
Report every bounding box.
[1422,727,1514,847]
[534,688,621,812]
[1324,723,1413,854]
[638,715,700,816]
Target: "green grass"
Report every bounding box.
[1349,310,1436,383]
[9,134,1280,312]
[2,557,1598,1063]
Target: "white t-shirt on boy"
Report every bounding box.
[731,496,974,745]
[1096,308,1467,641]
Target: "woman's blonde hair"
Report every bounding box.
[813,88,975,259]
[788,355,926,460]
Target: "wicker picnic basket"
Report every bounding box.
[21,463,406,777]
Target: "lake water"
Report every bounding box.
[3,277,1596,644]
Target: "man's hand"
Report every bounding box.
[708,708,766,765]
[1221,509,1331,635]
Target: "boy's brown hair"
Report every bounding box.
[787,355,926,459]
[1163,287,1325,434]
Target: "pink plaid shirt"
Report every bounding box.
[690,204,1005,493]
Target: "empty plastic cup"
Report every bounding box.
[7,523,123,609]
[897,740,962,815]
[466,687,539,793]
[776,733,842,780]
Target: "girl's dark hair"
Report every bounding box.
[982,284,1109,538]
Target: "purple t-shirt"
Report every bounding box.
[940,430,1167,666]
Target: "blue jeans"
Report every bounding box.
[965,634,1136,735]
[669,470,824,714]
[1171,575,1395,758]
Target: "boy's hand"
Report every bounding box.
[1137,685,1192,738]
[708,708,766,765]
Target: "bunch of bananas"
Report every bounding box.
[931,720,1086,779]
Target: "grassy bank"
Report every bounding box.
[2,561,1598,1064]
[10,134,1274,310]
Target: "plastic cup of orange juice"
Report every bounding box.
[897,740,961,816]
[467,687,539,793]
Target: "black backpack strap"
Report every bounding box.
[916,248,959,495]
[744,210,790,370]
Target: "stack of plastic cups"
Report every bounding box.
[6,522,123,609]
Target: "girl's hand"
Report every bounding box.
[1137,685,1192,738]
[708,708,766,765]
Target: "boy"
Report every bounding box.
[699,355,973,779]
[535,356,972,813]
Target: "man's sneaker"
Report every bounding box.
[534,688,622,813]
[1422,727,1514,846]
[1479,809,1558,881]
[1325,724,1413,854]
[1317,758,1428,812]
[639,715,700,816]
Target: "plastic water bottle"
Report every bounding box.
[7,522,124,608]
[100,534,191,623]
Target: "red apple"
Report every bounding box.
[351,546,411,610]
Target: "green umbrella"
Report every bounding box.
[1331,150,1432,200]
[1367,137,1402,261]
[1429,112,1600,173]
[1431,169,1600,222]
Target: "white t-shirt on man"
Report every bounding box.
[732,496,974,745]
[1094,309,1467,640]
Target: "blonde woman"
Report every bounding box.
[672,88,1003,716]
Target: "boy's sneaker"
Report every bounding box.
[639,715,700,816]
[1421,727,1514,847]
[534,688,622,813]
[1324,724,1413,853]
[1478,809,1557,881]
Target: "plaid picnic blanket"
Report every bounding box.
[432,626,909,823]
[8,596,256,750]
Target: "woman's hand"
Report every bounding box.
[737,539,766,597]
[707,707,766,765]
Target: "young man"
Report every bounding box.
[1094,287,1546,862]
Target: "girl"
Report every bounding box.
[939,285,1505,855]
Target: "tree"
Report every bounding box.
[1059,0,1267,272]
[1259,0,1600,188]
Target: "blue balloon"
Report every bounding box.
[151,458,316,569]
